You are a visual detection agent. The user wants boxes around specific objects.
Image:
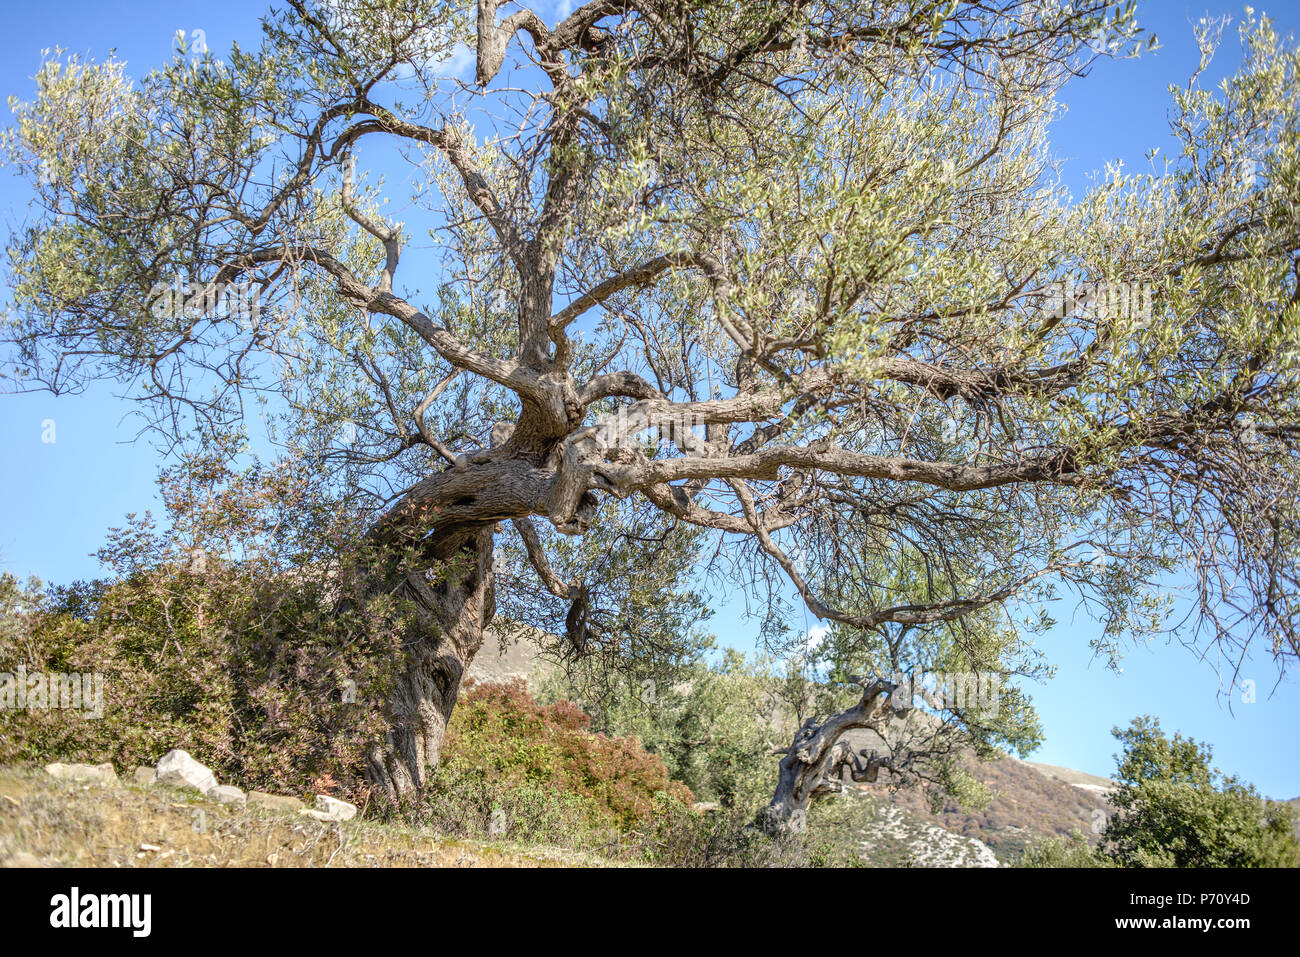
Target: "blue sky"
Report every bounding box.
[1,1,1298,799]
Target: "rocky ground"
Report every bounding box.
[861,802,1002,868]
[0,765,604,868]
[0,758,1122,868]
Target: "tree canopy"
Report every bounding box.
[1101,716,1300,867]
[4,0,1300,803]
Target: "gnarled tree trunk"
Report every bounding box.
[763,678,901,834]
[365,525,496,804]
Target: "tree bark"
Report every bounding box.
[763,678,901,834]
[365,526,496,805]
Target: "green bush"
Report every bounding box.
[0,563,405,804]
[1018,830,1115,868]
[540,648,795,813]
[1100,717,1300,868]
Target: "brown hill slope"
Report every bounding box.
[876,756,1112,860]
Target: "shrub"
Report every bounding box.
[1018,831,1115,868]
[539,648,795,813]
[434,679,693,835]
[0,561,406,805]
[1101,717,1300,868]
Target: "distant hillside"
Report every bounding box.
[1026,762,1116,795]
[874,756,1112,861]
[468,622,557,686]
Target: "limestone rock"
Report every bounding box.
[207,784,246,805]
[154,749,217,795]
[311,794,357,822]
[44,762,117,785]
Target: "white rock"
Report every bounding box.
[206,784,246,805]
[312,794,357,822]
[154,749,217,795]
[44,762,117,784]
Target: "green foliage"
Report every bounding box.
[541,648,795,813]
[0,555,407,804]
[1018,830,1115,868]
[931,762,993,814]
[0,565,701,847]
[1100,716,1300,868]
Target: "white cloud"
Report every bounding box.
[429,43,476,79]
[805,624,830,649]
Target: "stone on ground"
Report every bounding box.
[44,762,117,784]
[310,794,357,822]
[153,749,217,794]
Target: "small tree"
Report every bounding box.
[764,578,1044,828]
[1101,716,1300,868]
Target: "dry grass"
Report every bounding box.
[0,765,614,868]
